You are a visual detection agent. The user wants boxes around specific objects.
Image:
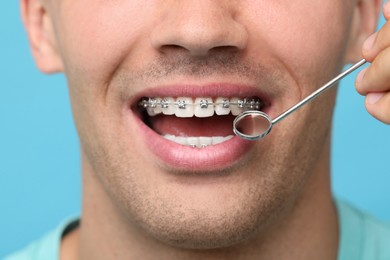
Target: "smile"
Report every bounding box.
[130,84,270,171]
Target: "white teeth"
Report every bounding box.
[175,136,188,146]
[175,97,194,118]
[230,97,245,116]
[187,137,199,147]
[153,97,162,114]
[146,98,158,116]
[215,97,230,115]
[142,97,262,118]
[164,135,188,145]
[194,97,214,117]
[212,136,230,145]
[161,97,175,115]
[163,135,234,148]
[199,136,212,147]
[163,135,175,142]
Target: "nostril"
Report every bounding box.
[209,45,241,55]
[159,44,188,54]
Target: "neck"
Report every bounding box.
[66,138,338,260]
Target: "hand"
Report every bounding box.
[356,1,390,124]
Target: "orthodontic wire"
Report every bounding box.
[139,98,263,110]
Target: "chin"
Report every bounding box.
[140,208,263,249]
[116,176,291,250]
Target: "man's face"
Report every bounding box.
[46,0,355,248]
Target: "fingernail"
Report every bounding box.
[356,68,367,83]
[366,92,385,105]
[363,33,377,52]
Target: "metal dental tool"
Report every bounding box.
[233,59,367,141]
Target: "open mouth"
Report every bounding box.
[136,96,265,148]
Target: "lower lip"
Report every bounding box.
[131,111,255,172]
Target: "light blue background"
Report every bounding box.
[0,1,389,258]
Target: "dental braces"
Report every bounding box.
[139,97,263,110]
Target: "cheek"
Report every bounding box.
[243,1,349,92]
[55,1,155,86]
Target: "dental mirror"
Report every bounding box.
[233,59,367,141]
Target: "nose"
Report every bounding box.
[150,1,248,56]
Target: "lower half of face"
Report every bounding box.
[80,97,335,249]
[59,0,351,249]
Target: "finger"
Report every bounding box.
[384,1,390,21]
[362,21,390,61]
[356,46,390,95]
[365,91,390,124]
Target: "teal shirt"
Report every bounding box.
[5,201,390,260]
[4,218,79,260]
[337,201,390,260]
